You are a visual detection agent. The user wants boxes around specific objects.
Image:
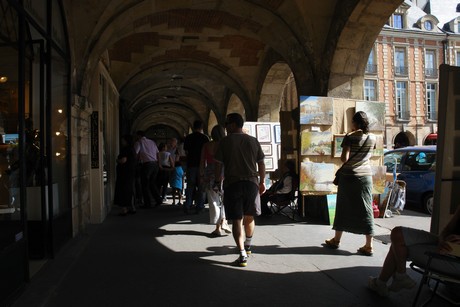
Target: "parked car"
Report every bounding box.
[383,145,436,214]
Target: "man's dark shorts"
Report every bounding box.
[224,181,260,220]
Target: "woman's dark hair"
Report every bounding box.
[158,142,166,151]
[211,125,225,141]
[352,111,370,134]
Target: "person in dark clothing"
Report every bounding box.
[114,134,137,215]
[183,120,209,214]
[260,160,297,216]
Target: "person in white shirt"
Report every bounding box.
[134,130,162,207]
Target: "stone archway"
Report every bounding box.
[207,111,218,134]
[226,94,246,119]
[257,63,293,122]
[393,131,415,148]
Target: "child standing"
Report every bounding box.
[170,160,184,206]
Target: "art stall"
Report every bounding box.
[298,96,386,224]
[242,121,281,186]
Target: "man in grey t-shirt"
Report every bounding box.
[214,113,265,267]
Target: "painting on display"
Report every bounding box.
[301,130,332,156]
[300,161,335,192]
[261,144,272,156]
[243,123,254,136]
[356,101,385,131]
[299,96,334,125]
[373,135,384,156]
[264,157,274,170]
[372,165,387,194]
[332,134,345,158]
[256,124,271,142]
[274,125,281,143]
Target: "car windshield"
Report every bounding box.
[384,151,404,172]
[404,151,436,171]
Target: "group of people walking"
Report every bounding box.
[114,132,185,215]
[113,113,267,266]
[113,110,460,283]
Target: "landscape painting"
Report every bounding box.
[299,96,334,125]
[356,101,385,131]
[373,134,384,156]
[333,134,345,158]
[300,162,335,192]
[372,165,387,194]
[301,130,332,155]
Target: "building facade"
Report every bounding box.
[365,0,460,148]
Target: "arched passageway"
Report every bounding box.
[64,0,403,135]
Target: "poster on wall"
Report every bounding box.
[300,161,335,192]
[299,96,333,125]
[301,130,332,156]
[355,101,385,131]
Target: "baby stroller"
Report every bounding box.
[381,179,406,218]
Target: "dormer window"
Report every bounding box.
[424,20,433,31]
[391,3,410,29]
[394,14,404,29]
[446,17,460,33]
[418,15,439,32]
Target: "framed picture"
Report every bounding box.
[301,130,332,156]
[299,96,334,125]
[242,123,254,136]
[356,101,385,131]
[256,124,271,142]
[274,125,281,143]
[333,134,345,158]
[300,161,335,192]
[277,144,281,159]
[261,144,272,156]
[264,157,274,170]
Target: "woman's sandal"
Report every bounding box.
[357,245,373,256]
[324,238,340,249]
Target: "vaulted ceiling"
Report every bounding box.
[63,0,403,136]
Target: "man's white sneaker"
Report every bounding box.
[368,277,389,297]
[389,273,417,292]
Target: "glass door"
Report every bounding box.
[25,36,48,260]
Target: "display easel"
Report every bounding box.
[297,96,385,224]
